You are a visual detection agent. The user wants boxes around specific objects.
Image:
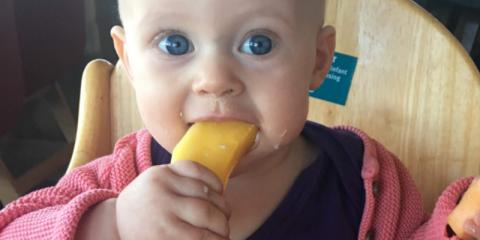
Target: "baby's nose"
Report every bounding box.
[192,58,244,97]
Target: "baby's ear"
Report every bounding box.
[310,26,336,90]
[111,26,133,81]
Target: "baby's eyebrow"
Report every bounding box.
[235,8,295,30]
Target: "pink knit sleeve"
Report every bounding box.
[356,135,475,240]
[410,177,475,240]
[0,155,119,240]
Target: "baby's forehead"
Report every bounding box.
[119,0,322,26]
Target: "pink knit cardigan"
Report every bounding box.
[0,127,474,239]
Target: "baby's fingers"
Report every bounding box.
[170,160,223,193]
[174,220,229,240]
[176,197,230,238]
[167,175,231,217]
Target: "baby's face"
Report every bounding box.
[113,0,334,173]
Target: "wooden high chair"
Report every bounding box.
[68,0,480,213]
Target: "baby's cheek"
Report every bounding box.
[136,95,186,152]
[148,122,187,153]
[270,121,304,149]
[259,103,306,149]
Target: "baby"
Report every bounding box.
[1,0,479,239]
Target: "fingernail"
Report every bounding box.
[465,221,477,235]
[475,213,480,225]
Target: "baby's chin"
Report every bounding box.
[228,148,261,178]
[229,139,286,179]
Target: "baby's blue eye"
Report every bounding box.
[158,34,192,56]
[240,34,273,56]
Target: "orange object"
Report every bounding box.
[171,121,258,189]
[448,178,480,240]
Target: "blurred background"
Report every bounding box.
[0,0,479,208]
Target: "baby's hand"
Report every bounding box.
[116,160,231,240]
[448,177,480,240]
[463,212,480,239]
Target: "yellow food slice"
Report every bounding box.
[447,178,480,240]
[171,121,258,189]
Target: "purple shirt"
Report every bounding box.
[151,121,365,239]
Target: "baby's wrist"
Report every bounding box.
[76,198,120,240]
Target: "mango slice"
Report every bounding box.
[171,121,258,189]
[448,178,480,240]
